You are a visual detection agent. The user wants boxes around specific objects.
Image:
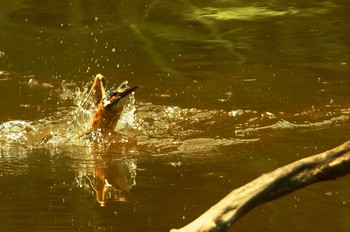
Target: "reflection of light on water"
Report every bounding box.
[133,104,350,154]
[133,104,255,154]
[1,77,350,156]
[232,109,350,136]
[0,120,37,144]
[1,78,350,207]
[0,81,137,148]
[0,142,45,176]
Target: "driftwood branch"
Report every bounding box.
[171,140,350,232]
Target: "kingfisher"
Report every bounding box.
[81,74,138,132]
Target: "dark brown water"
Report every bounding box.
[1,1,350,231]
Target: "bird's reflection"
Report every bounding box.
[79,157,137,206]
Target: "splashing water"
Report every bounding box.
[1,78,350,156]
[0,80,137,148]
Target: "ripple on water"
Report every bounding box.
[1,80,350,158]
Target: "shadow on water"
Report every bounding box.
[1,0,350,231]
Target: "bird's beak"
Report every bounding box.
[103,85,139,108]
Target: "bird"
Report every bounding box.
[81,74,138,132]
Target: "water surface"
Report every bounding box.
[0,1,350,231]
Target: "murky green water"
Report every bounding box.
[1,1,350,231]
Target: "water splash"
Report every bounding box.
[1,79,349,156]
[1,79,350,207]
[0,80,137,148]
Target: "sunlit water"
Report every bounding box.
[1,1,350,232]
[1,74,350,231]
[2,78,349,152]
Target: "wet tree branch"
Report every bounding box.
[170,140,350,232]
